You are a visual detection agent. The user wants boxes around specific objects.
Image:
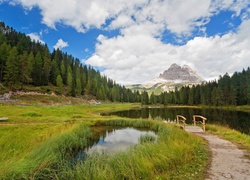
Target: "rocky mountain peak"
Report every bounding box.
[127,63,206,93]
[159,63,205,83]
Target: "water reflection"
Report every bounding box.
[86,127,156,154]
[71,127,157,165]
[104,108,250,135]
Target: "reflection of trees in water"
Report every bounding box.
[141,108,149,119]
[110,108,250,134]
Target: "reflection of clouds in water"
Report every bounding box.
[86,128,156,155]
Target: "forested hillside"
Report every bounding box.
[0,22,141,102]
[151,69,250,106]
[0,21,249,106]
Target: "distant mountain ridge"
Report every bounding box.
[159,63,205,83]
[127,63,206,94]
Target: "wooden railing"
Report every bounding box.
[176,115,187,129]
[193,115,207,132]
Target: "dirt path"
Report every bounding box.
[186,126,250,180]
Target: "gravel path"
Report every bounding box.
[186,126,250,180]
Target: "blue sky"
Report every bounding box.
[0,0,250,85]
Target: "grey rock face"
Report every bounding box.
[159,63,205,83]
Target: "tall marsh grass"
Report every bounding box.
[2,124,92,179]
[0,123,74,178]
[2,119,209,179]
[73,120,209,180]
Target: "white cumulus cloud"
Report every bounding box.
[86,19,250,84]
[8,0,249,35]
[27,33,45,44]
[6,0,250,84]
[53,39,69,50]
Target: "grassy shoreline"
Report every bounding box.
[1,120,209,179]
[206,124,250,152]
[0,103,210,179]
[0,99,249,179]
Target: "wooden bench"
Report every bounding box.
[193,115,207,132]
[176,115,187,129]
[0,117,8,121]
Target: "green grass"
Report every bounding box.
[0,103,138,123]
[198,105,250,113]
[2,120,208,179]
[139,133,157,144]
[0,103,210,179]
[206,124,250,152]
[0,123,75,178]
[72,120,209,180]
[1,124,92,179]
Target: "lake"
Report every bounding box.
[87,126,157,154]
[104,107,250,135]
[72,126,157,164]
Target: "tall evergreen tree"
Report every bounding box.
[43,45,51,85]
[238,70,248,105]
[150,92,157,104]
[4,47,20,89]
[75,67,82,95]
[56,75,63,94]
[50,59,59,85]
[67,66,73,95]
[60,61,66,85]
[247,68,250,104]
[20,51,31,86]
[27,52,34,81]
[32,52,43,86]
[188,88,194,105]
[211,87,223,106]
[141,91,149,105]
[0,42,10,82]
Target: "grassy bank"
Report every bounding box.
[198,105,250,113]
[206,124,250,152]
[77,120,209,180]
[0,103,138,123]
[1,120,209,179]
[0,123,76,178]
[0,103,210,179]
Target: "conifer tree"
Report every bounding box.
[141,91,149,105]
[247,68,250,104]
[75,67,82,95]
[150,92,157,104]
[56,75,63,94]
[20,51,31,86]
[0,42,10,82]
[188,88,194,105]
[50,59,59,85]
[60,62,66,85]
[43,45,51,85]
[32,52,43,86]
[4,47,20,89]
[27,52,34,80]
[67,66,73,95]
[238,70,248,105]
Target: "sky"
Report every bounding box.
[0,0,250,85]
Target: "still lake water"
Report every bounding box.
[72,127,157,163]
[87,127,156,154]
[104,107,250,135]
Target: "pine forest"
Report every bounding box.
[0,21,249,106]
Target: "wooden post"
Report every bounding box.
[202,118,206,132]
[193,115,207,132]
[176,115,186,130]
